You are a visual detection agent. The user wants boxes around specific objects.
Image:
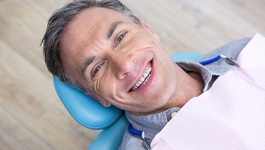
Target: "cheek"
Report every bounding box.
[130,30,155,45]
[150,65,178,103]
[97,73,118,98]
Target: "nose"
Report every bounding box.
[107,52,136,79]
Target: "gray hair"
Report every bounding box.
[41,0,140,91]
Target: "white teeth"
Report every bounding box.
[131,67,152,91]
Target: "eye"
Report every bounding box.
[91,62,105,78]
[115,31,127,47]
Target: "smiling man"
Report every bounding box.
[42,0,250,149]
[59,6,203,115]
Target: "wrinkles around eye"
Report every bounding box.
[87,81,101,99]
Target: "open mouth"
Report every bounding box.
[130,61,152,92]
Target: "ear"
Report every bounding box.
[85,91,111,107]
[140,19,160,41]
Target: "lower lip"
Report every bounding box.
[131,60,156,93]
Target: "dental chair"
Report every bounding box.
[53,52,203,150]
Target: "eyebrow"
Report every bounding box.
[81,56,95,76]
[106,21,123,39]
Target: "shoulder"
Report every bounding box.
[196,37,252,75]
[198,37,252,62]
[119,128,146,150]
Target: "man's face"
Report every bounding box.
[60,7,181,114]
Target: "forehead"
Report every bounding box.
[61,7,135,51]
[66,7,134,37]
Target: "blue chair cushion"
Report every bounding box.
[170,52,203,62]
[54,77,124,129]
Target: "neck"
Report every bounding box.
[174,71,204,107]
[132,71,204,116]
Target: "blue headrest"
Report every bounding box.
[54,77,124,130]
[170,52,203,62]
[53,52,203,130]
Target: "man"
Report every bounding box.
[42,0,250,149]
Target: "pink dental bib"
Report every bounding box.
[151,33,265,150]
